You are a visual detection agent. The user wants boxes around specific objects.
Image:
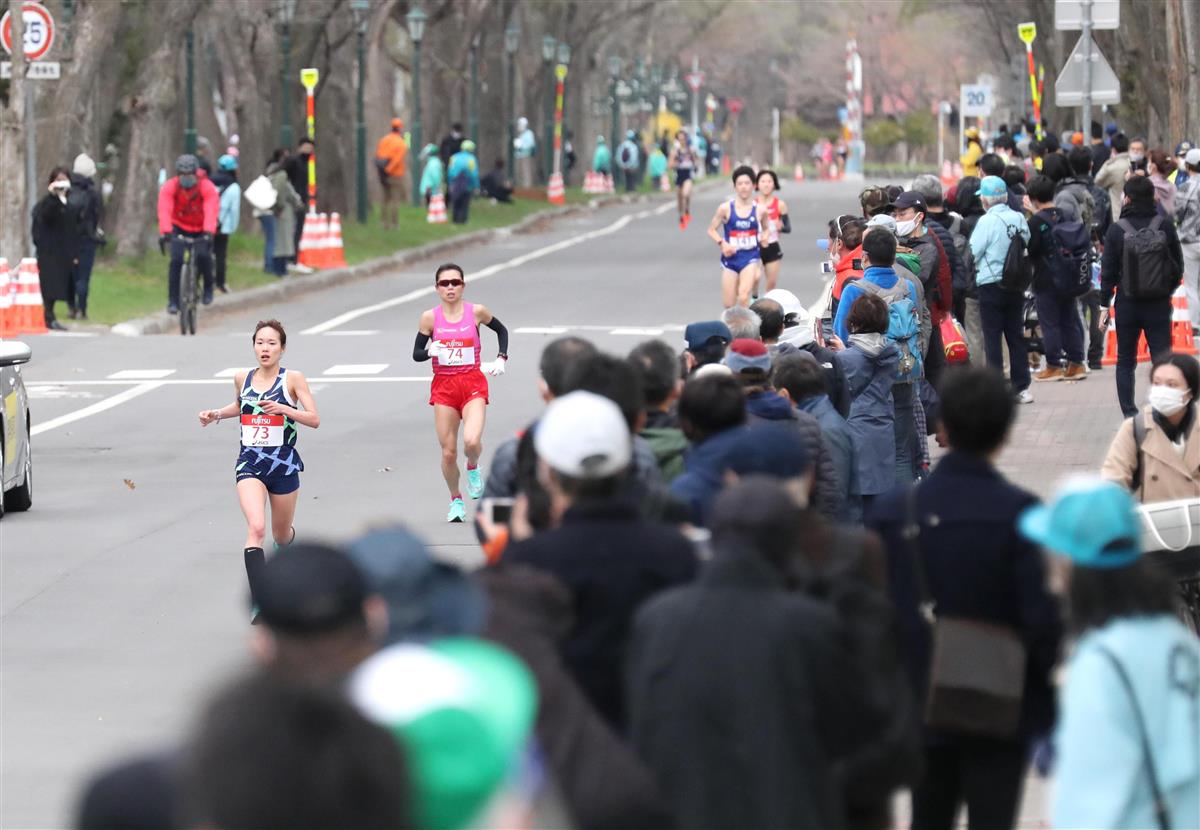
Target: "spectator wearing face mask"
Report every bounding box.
[1096,133,1132,223]
[31,167,80,330]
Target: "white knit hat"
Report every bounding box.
[73,153,97,179]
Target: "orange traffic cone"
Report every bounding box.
[0,258,14,338]
[793,163,805,183]
[297,211,325,270]
[1171,285,1197,355]
[14,258,49,335]
[582,171,598,194]
[547,172,566,205]
[426,192,448,223]
[1099,307,1152,367]
[940,160,955,189]
[325,212,348,268]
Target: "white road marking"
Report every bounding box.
[514,326,569,335]
[31,382,166,436]
[323,363,389,376]
[301,211,637,335]
[28,377,429,387]
[213,367,243,378]
[106,369,176,380]
[653,201,674,216]
[25,386,100,400]
[46,331,99,338]
[322,330,380,336]
[610,327,664,336]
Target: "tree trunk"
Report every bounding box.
[0,1,28,261]
[114,0,201,257]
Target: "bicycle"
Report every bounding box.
[165,234,203,336]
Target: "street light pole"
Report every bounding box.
[505,22,520,179]
[407,6,427,207]
[608,55,621,150]
[352,0,370,224]
[185,29,197,154]
[279,0,296,147]
[469,33,481,148]
[541,36,556,185]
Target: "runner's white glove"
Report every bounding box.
[481,358,507,377]
[426,340,443,360]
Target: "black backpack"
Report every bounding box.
[1089,183,1112,238]
[1000,223,1033,294]
[1043,215,1093,297]
[1119,217,1174,300]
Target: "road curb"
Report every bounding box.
[111,190,673,336]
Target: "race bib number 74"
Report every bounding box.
[437,337,476,366]
[241,413,284,447]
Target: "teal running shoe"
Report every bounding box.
[466,467,484,500]
[447,498,467,523]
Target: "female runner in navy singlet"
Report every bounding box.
[198,319,320,612]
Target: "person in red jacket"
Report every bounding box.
[158,154,219,313]
[831,216,866,317]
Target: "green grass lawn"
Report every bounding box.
[84,189,597,325]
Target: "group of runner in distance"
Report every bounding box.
[198,129,792,616]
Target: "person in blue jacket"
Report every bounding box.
[1020,477,1200,830]
[447,140,480,224]
[669,372,748,527]
[212,154,241,294]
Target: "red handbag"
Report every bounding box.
[941,315,969,364]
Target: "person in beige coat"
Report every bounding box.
[1101,353,1200,502]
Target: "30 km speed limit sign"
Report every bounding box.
[1,3,55,61]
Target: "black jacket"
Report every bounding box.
[1100,201,1185,299]
[477,565,676,830]
[867,452,1063,743]
[503,500,698,730]
[627,542,893,830]
[31,193,79,303]
[67,174,104,244]
[1027,206,1068,293]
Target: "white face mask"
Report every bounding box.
[1129,152,1145,163]
[1148,384,1190,417]
[896,217,919,237]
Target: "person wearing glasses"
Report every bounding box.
[413,263,510,523]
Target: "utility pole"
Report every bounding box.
[184,29,196,153]
[1081,0,1092,135]
[690,54,699,138]
[468,33,480,147]
[1,3,29,259]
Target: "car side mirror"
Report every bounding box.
[0,341,32,367]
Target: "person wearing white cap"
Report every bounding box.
[1178,147,1200,334]
[504,391,698,730]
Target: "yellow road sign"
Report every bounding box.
[1018,22,1037,45]
[300,67,319,90]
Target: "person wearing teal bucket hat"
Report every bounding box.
[1019,476,1200,830]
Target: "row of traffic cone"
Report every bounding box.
[427,193,448,224]
[582,171,615,194]
[1100,285,1198,366]
[547,172,566,205]
[0,258,49,336]
[296,211,348,270]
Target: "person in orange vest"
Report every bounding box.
[375,118,409,229]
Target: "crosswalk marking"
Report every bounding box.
[106,369,176,380]
[323,363,389,376]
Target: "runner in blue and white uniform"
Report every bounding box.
[707,164,767,308]
[668,129,697,230]
[198,319,320,614]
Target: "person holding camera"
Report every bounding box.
[30,167,81,331]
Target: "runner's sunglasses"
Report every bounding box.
[437,279,464,288]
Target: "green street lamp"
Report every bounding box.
[278,0,297,147]
[406,5,427,207]
[541,35,556,184]
[469,33,481,147]
[608,55,621,149]
[351,0,370,224]
[185,29,196,154]
[504,21,520,178]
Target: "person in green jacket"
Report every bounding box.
[418,143,444,207]
[628,340,689,482]
[592,136,612,175]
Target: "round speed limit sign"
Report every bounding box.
[1,2,55,61]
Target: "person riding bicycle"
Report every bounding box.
[158,154,219,314]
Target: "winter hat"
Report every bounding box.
[391,117,404,130]
[350,640,538,830]
[461,140,476,152]
[420,143,439,159]
[1186,148,1200,168]
[723,338,772,374]
[217,154,238,171]
[534,391,632,479]
[73,153,97,179]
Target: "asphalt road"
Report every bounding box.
[1,178,861,827]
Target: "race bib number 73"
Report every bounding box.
[241,413,284,447]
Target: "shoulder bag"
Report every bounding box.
[905,485,1028,737]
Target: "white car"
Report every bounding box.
[0,340,32,519]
